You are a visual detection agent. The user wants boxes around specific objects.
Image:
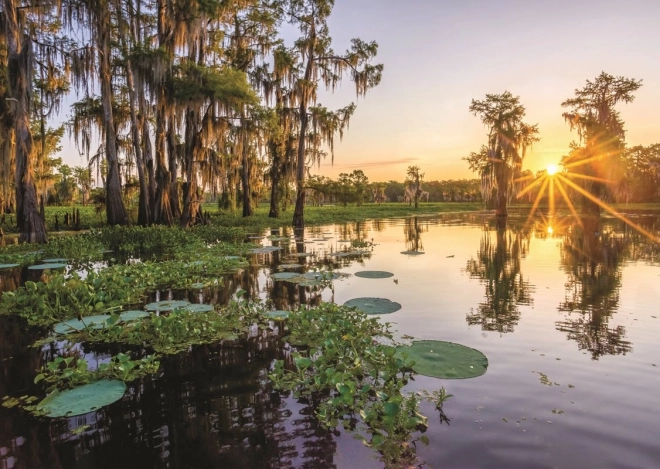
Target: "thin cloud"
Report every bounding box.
[333,157,418,169]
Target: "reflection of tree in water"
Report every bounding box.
[465,222,534,333]
[2,333,338,468]
[556,216,632,359]
[404,217,426,252]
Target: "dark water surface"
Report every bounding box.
[1,211,659,468]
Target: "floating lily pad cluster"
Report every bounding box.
[401,250,425,256]
[52,310,151,335]
[264,310,291,320]
[28,263,67,270]
[270,270,345,287]
[38,380,127,418]
[396,340,488,379]
[343,297,401,315]
[250,246,282,254]
[354,271,394,279]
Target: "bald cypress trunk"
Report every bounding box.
[4,0,47,242]
[97,4,128,226]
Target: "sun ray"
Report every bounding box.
[563,153,610,170]
[554,178,583,226]
[556,174,660,241]
[516,173,544,199]
[549,177,555,216]
[564,173,615,184]
[525,177,550,226]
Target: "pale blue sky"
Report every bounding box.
[59,0,660,183]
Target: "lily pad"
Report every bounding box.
[401,250,425,256]
[38,380,127,418]
[223,255,242,260]
[250,246,282,254]
[28,263,67,270]
[271,272,302,281]
[0,263,19,269]
[396,340,488,379]
[278,263,302,269]
[183,304,214,313]
[53,315,112,335]
[265,310,291,320]
[144,300,191,312]
[188,260,206,266]
[328,252,350,258]
[354,271,394,279]
[190,282,206,289]
[290,252,314,258]
[267,236,290,241]
[302,271,341,281]
[119,310,150,321]
[343,297,402,315]
[41,258,68,263]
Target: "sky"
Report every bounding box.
[303,0,660,182]
[58,0,660,183]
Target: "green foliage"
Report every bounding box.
[33,353,160,393]
[269,303,443,467]
[69,299,264,355]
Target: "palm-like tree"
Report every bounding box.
[467,91,539,218]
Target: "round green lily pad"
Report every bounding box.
[396,340,488,379]
[271,272,302,281]
[267,236,290,241]
[265,310,290,320]
[119,310,150,321]
[38,380,127,417]
[401,251,425,256]
[144,300,191,312]
[188,260,206,266]
[290,252,314,257]
[190,282,206,289]
[250,246,282,254]
[223,255,242,260]
[354,271,394,279]
[53,315,112,335]
[329,252,350,258]
[338,239,350,243]
[42,258,68,263]
[0,263,19,269]
[343,298,402,315]
[278,263,302,269]
[302,271,340,281]
[28,263,67,270]
[183,304,214,313]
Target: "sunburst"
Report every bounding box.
[514,163,660,242]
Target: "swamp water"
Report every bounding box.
[1,210,659,468]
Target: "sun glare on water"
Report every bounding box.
[546,164,559,175]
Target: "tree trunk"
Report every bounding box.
[268,142,280,218]
[97,6,128,226]
[180,108,198,227]
[118,21,151,226]
[495,160,508,218]
[5,3,47,243]
[241,132,253,217]
[153,97,173,225]
[167,122,181,218]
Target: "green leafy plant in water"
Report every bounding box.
[268,303,445,467]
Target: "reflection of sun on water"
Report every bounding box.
[547,226,553,235]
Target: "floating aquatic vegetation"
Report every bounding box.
[267,236,290,242]
[0,263,19,269]
[289,252,314,257]
[119,310,150,321]
[270,272,303,281]
[344,297,402,315]
[28,263,67,270]
[302,271,341,281]
[183,304,214,313]
[250,246,282,254]
[144,300,191,312]
[278,263,302,269]
[396,340,488,379]
[53,315,113,335]
[401,251,425,256]
[354,271,394,279]
[41,258,68,263]
[265,310,290,320]
[223,255,242,260]
[190,282,206,289]
[37,380,126,418]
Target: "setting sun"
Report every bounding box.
[546,164,559,175]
